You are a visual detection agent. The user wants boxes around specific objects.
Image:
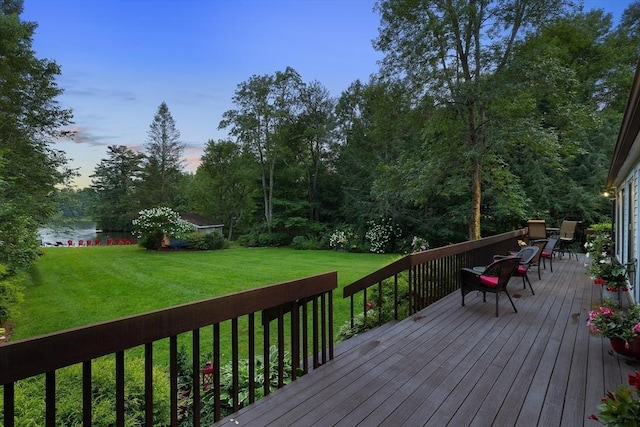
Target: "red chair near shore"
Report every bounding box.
[67,240,73,247]
[78,239,84,247]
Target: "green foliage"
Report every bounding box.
[587,303,640,344]
[590,371,640,426]
[131,207,193,250]
[364,218,402,254]
[3,356,170,426]
[90,145,144,231]
[137,102,185,209]
[194,139,258,240]
[237,232,290,248]
[179,345,301,424]
[184,232,227,251]
[328,227,363,252]
[0,263,24,324]
[290,235,323,250]
[337,309,381,341]
[337,273,410,341]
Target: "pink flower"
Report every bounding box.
[634,323,640,334]
[629,371,640,391]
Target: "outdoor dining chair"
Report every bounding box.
[494,245,540,295]
[555,220,579,260]
[460,256,521,317]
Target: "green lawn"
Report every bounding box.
[14,245,398,340]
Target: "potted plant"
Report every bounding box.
[589,371,640,426]
[587,303,640,358]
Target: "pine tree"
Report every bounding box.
[138,102,185,208]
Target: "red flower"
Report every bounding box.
[587,414,599,421]
[365,301,374,310]
[629,371,640,391]
[594,277,606,285]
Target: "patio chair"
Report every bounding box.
[555,220,579,260]
[494,245,540,295]
[460,256,521,317]
[528,239,547,280]
[527,220,547,240]
[539,236,559,272]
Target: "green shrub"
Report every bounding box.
[179,345,301,425]
[184,232,227,250]
[3,356,171,426]
[291,235,322,250]
[132,207,193,250]
[0,264,24,325]
[337,272,411,341]
[238,232,290,247]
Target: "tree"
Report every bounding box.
[194,139,257,240]
[0,0,73,270]
[219,67,303,231]
[374,0,571,239]
[90,145,144,230]
[297,80,336,222]
[131,207,192,250]
[138,102,185,209]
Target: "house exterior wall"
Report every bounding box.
[615,167,639,304]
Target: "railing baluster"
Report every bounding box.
[248,313,255,402]
[192,329,201,427]
[46,370,55,426]
[291,300,299,380]
[263,313,270,397]
[169,336,178,427]
[144,342,153,427]
[312,296,319,369]
[213,323,221,422]
[277,306,285,388]
[4,382,15,427]
[232,317,239,412]
[328,291,334,360]
[83,361,91,426]
[115,351,124,427]
[321,293,327,364]
[302,302,309,374]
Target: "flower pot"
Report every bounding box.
[602,286,620,303]
[610,337,640,359]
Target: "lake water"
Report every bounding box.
[38,221,134,246]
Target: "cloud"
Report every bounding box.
[60,125,111,147]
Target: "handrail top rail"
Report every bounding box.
[343,229,526,298]
[0,271,337,385]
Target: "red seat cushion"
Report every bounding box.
[516,265,527,275]
[480,275,499,288]
[542,251,551,258]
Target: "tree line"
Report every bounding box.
[2,0,640,317]
[84,0,639,250]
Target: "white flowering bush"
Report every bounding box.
[328,228,360,252]
[131,207,193,250]
[365,218,402,254]
[411,236,429,253]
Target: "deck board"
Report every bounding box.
[212,255,640,427]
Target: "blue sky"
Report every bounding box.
[22,0,634,188]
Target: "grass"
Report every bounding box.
[14,245,398,341]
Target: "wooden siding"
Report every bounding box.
[214,254,638,426]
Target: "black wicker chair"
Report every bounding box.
[460,257,522,317]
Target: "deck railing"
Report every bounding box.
[343,229,527,325]
[0,272,337,426]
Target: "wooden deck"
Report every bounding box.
[213,255,639,426]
